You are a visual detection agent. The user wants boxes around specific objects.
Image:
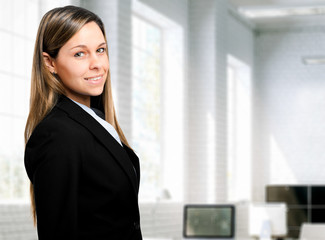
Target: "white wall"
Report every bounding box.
[187,0,228,204]
[227,10,255,238]
[253,26,325,201]
[227,11,254,67]
[139,0,188,27]
[0,203,37,240]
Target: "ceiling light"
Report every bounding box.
[302,56,325,65]
[238,5,325,18]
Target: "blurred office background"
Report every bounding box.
[1,0,325,239]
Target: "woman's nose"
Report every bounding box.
[89,54,102,70]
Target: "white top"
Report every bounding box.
[70,99,122,146]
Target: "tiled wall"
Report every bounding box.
[187,0,229,204]
[226,10,255,239]
[253,26,325,201]
[0,203,36,240]
[227,10,255,67]
[139,202,183,239]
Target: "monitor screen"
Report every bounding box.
[266,186,308,205]
[311,186,325,205]
[183,204,235,238]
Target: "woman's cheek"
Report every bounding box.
[70,61,89,77]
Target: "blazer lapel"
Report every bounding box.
[122,142,140,189]
[56,96,139,195]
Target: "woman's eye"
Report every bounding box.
[97,48,106,53]
[74,52,84,57]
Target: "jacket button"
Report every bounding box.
[134,221,140,230]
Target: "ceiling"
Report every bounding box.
[229,0,325,29]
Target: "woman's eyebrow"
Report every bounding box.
[69,42,106,50]
[69,44,87,50]
[98,42,106,47]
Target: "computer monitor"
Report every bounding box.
[249,203,287,239]
[183,204,235,239]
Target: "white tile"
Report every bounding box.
[0,0,14,31]
[0,115,14,156]
[25,40,34,77]
[0,31,13,73]
[12,118,26,153]
[25,0,39,39]
[13,77,29,117]
[13,36,26,77]
[255,30,325,187]
[13,0,26,35]
[0,73,14,114]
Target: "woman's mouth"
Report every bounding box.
[85,75,102,81]
[84,75,104,84]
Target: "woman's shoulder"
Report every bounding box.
[24,105,90,182]
[28,105,89,146]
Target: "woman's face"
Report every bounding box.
[49,21,109,106]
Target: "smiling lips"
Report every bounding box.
[84,74,104,83]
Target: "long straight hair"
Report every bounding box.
[24,5,131,225]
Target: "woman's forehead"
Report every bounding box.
[63,21,106,49]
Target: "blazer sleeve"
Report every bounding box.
[25,121,83,240]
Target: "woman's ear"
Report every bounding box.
[43,52,57,74]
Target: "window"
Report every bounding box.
[132,0,185,202]
[0,0,40,201]
[132,16,162,200]
[227,55,252,202]
[0,0,75,202]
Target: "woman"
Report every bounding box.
[24,5,142,240]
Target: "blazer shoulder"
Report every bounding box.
[24,106,90,181]
[26,106,92,154]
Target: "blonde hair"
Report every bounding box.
[24,5,131,225]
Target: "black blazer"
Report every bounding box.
[25,95,142,240]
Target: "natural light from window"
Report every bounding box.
[132,15,162,201]
[227,55,252,202]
